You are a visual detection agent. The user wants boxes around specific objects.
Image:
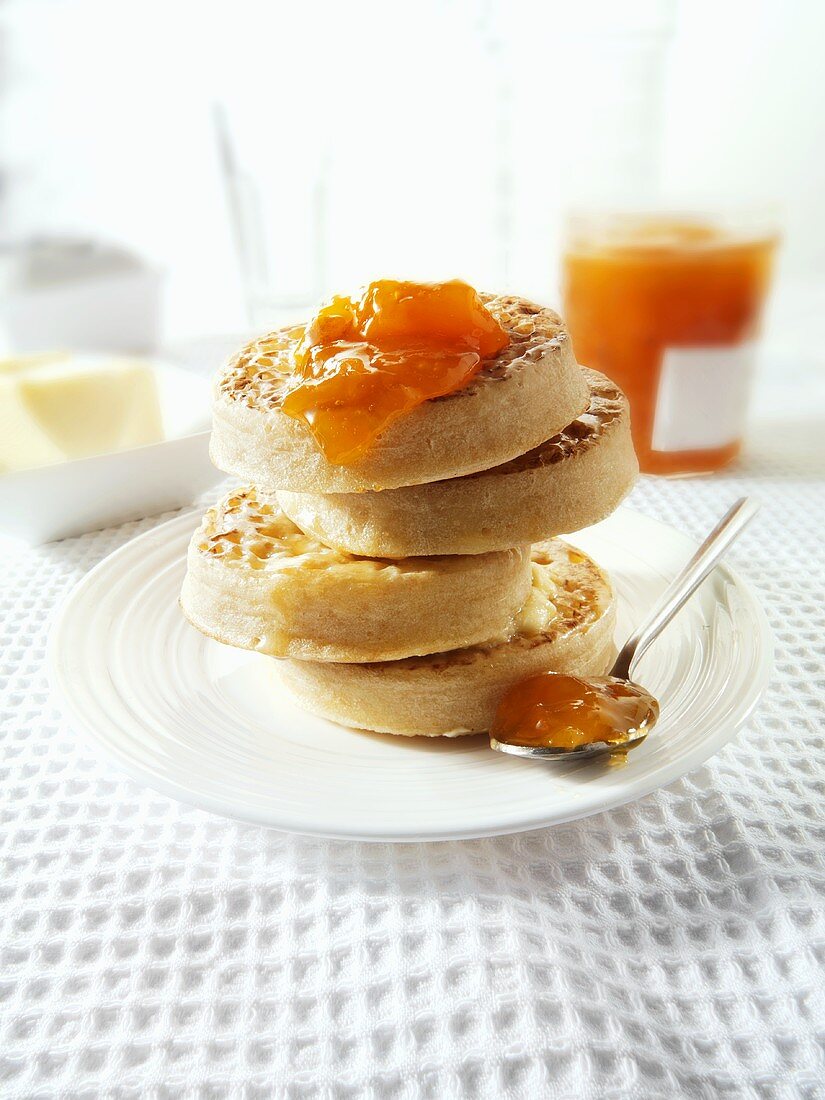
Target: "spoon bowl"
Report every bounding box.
[490,673,659,759]
[490,724,649,759]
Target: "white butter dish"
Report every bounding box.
[0,359,220,544]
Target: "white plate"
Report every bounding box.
[49,507,773,842]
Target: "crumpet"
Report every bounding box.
[180,488,532,663]
[278,540,616,735]
[210,294,588,492]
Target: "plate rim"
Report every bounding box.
[48,506,775,842]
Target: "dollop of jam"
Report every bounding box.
[491,673,659,754]
[281,279,509,463]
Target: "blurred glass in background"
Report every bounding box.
[563,209,778,475]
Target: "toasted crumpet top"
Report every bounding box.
[477,369,627,477]
[195,488,349,570]
[217,294,566,411]
[194,488,496,579]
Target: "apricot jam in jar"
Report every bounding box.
[562,212,778,475]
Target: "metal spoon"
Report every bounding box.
[490,497,760,760]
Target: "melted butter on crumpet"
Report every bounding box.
[196,488,451,578]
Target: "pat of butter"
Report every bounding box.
[0,354,163,473]
[515,562,559,636]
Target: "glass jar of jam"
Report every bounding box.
[562,211,778,475]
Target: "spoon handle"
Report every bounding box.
[610,497,760,682]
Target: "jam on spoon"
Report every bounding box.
[490,497,760,763]
[281,279,509,464]
[490,673,659,757]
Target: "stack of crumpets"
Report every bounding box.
[181,280,637,737]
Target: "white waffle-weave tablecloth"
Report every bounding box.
[1,388,824,1099]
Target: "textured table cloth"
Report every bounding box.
[1,367,824,1099]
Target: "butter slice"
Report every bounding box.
[0,355,163,473]
[514,562,559,636]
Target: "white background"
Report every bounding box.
[1,0,824,341]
